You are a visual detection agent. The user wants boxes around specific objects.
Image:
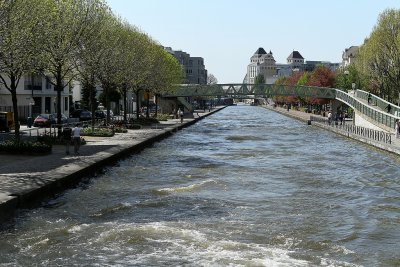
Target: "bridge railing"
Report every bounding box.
[356,89,400,116]
[334,89,398,130]
[310,115,392,144]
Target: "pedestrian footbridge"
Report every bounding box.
[163,83,400,132]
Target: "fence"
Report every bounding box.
[310,115,392,144]
[334,90,398,130]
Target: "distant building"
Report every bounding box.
[342,46,359,68]
[246,47,277,84]
[304,61,340,72]
[287,50,304,69]
[164,47,207,84]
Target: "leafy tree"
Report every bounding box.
[307,66,336,88]
[297,72,311,86]
[254,74,265,85]
[41,0,107,134]
[357,8,400,101]
[0,0,46,139]
[75,3,112,127]
[286,71,304,85]
[207,73,218,85]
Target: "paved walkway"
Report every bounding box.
[0,108,222,222]
[263,103,400,154]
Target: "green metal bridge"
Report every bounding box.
[164,83,336,99]
[163,83,400,132]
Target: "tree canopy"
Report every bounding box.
[0,0,184,136]
[357,8,400,101]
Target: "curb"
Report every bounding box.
[0,107,226,224]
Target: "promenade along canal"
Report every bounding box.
[1,105,400,266]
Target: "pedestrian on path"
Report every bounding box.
[367,93,372,104]
[386,103,392,114]
[63,126,72,155]
[72,123,82,155]
[179,108,184,123]
[327,111,332,125]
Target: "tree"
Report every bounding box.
[307,66,336,88]
[207,73,218,85]
[254,73,265,85]
[75,6,115,127]
[0,0,46,139]
[357,8,400,101]
[41,0,107,135]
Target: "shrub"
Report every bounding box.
[114,127,128,133]
[0,139,52,154]
[126,124,141,129]
[156,113,170,121]
[81,127,114,137]
[129,117,159,126]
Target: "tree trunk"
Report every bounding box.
[155,94,158,117]
[56,65,63,138]
[123,86,127,124]
[10,74,20,141]
[105,84,110,125]
[136,89,141,120]
[89,80,96,131]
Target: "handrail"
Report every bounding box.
[310,115,392,144]
[356,89,400,116]
[334,89,398,130]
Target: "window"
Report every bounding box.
[24,74,42,91]
[65,97,68,111]
[45,76,52,90]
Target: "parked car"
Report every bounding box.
[70,109,92,121]
[33,114,54,127]
[52,113,68,124]
[95,110,106,119]
[95,109,114,119]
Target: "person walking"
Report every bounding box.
[367,93,372,104]
[386,103,392,114]
[327,111,332,125]
[396,119,400,139]
[63,126,72,155]
[72,123,81,155]
[178,108,184,123]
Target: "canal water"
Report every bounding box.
[1,105,400,266]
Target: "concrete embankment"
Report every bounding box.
[0,107,226,224]
[262,105,400,156]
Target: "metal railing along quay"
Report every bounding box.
[335,89,399,130]
[310,115,392,145]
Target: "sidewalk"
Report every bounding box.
[0,107,225,223]
[263,104,400,155]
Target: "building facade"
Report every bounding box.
[287,50,304,69]
[246,47,277,84]
[342,46,359,68]
[164,47,208,84]
[0,74,70,119]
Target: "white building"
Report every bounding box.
[342,46,359,68]
[246,48,277,84]
[0,74,70,119]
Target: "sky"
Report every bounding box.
[105,0,400,83]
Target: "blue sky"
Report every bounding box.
[106,0,400,83]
